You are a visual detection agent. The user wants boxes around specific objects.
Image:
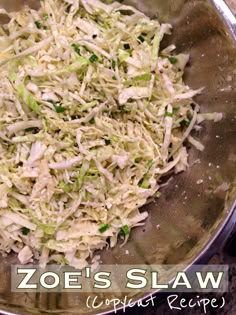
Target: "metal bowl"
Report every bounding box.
[0,0,235,314]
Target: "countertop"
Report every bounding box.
[226,0,236,14]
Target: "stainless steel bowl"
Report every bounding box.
[0,0,235,314]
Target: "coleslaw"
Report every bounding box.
[0,0,222,268]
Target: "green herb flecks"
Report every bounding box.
[112,60,116,70]
[168,57,178,64]
[180,120,190,128]
[46,99,54,104]
[25,127,35,132]
[138,35,145,43]
[120,225,129,236]
[89,117,95,124]
[55,105,65,113]
[35,21,42,29]
[99,224,110,233]
[72,43,81,55]
[104,139,111,145]
[89,54,99,63]
[124,43,130,50]
[35,21,47,30]
[22,227,30,235]
[165,112,173,118]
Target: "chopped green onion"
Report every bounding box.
[72,43,81,55]
[89,54,99,63]
[22,227,30,235]
[168,57,178,64]
[34,21,42,29]
[25,127,35,132]
[112,60,116,70]
[46,99,54,104]
[55,105,65,113]
[112,75,117,80]
[165,112,173,118]
[180,120,190,128]
[89,117,95,124]
[99,224,110,233]
[124,43,130,50]
[120,225,129,236]
[34,21,47,30]
[116,0,124,3]
[138,35,145,43]
[104,139,111,145]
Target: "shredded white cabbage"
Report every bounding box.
[0,0,222,268]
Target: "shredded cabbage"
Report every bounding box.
[0,0,222,268]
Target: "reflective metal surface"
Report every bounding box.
[0,0,235,314]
